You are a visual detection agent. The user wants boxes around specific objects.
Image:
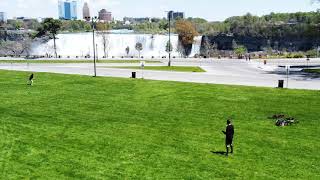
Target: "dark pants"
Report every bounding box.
[226,138,233,155]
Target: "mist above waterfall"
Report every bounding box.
[31,32,202,58]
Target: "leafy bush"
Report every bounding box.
[306,49,318,58]
[234,45,247,56]
[285,53,304,58]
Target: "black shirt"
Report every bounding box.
[226,124,234,140]
[29,74,34,81]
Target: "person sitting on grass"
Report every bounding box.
[28,73,34,86]
[222,119,234,156]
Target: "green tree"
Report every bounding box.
[97,23,111,58]
[234,45,247,58]
[13,20,23,30]
[165,41,173,53]
[37,18,62,58]
[96,22,109,31]
[24,19,41,30]
[175,20,199,56]
[84,24,91,31]
[158,19,169,30]
[135,42,143,58]
[306,49,318,58]
[201,37,217,57]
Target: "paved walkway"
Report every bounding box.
[0,59,320,90]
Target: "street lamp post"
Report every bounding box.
[92,17,98,77]
[168,14,171,67]
[166,11,172,67]
[86,16,98,77]
[96,44,98,62]
[286,65,290,88]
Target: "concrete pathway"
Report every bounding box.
[0,59,319,90]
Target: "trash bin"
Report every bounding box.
[278,80,284,88]
[132,72,136,78]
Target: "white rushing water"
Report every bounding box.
[31,32,202,58]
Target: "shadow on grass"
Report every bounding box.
[210,151,226,156]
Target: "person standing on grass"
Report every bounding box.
[28,73,34,86]
[222,119,234,156]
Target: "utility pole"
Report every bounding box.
[166,11,172,67]
[168,14,171,67]
[96,44,98,62]
[286,65,290,88]
[92,18,96,77]
[87,16,98,77]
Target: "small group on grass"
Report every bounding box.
[271,114,298,127]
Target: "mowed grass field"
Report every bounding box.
[304,69,320,74]
[0,70,319,179]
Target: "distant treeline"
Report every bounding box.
[1,11,319,54]
[193,11,320,52]
[2,11,319,36]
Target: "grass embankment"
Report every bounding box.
[106,66,206,72]
[303,69,320,74]
[0,60,161,64]
[0,70,319,179]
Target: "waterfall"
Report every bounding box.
[31,32,202,58]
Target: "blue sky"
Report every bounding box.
[0,0,319,21]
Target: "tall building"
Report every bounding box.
[82,2,90,21]
[167,11,185,20]
[0,12,7,23]
[58,0,77,20]
[98,9,112,22]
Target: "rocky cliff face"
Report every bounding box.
[0,30,50,56]
[201,34,320,53]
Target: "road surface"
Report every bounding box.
[0,59,319,90]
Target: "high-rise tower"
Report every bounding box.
[83,2,90,21]
[98,9,112,22]
[58,0,78,20]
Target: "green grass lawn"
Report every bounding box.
[0,70,319,179]
[0,60,161,64]
[106,66,206,72]
[303,68,320,74]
